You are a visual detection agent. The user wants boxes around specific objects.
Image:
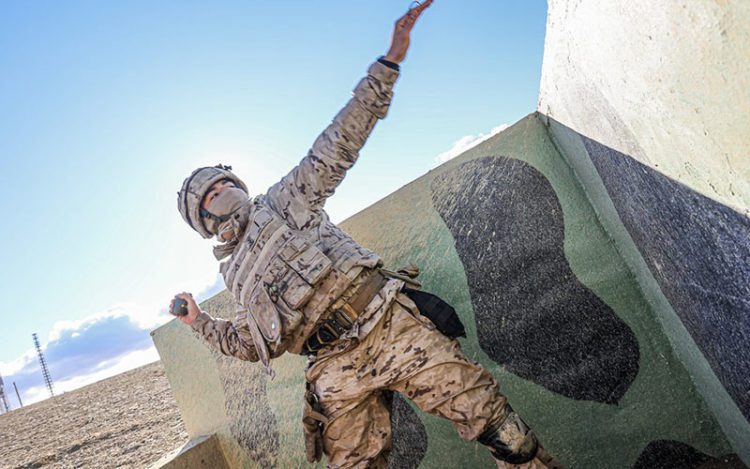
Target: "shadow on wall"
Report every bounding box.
[196,290,281,468]
[576,129,750,423]
[632,440,745,469]
[428,124,750,422]
[427,145,746,465]
[428,123,750,422]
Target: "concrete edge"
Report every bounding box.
[538,112,750,464]
[147,434,231,469]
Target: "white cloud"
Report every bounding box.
[0,349,37,377]
[13,347,161,407]
[0,261,227,411]
[434,124,510,165]
[47,302,169,343]
[0,277,224,410]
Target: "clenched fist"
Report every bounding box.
[170,292,200,326]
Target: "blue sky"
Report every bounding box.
[0,0,547,407]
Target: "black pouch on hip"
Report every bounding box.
[402,287,466,340]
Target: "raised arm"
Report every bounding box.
[266,1,432,230]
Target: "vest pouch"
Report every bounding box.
[244,311,272,371]
[249,252,315,344]
[220,206,280,288]
[244,206,275,250]
[331,245,380,275]
[248,283,284,344]
[277,268,315,310]
[336,252,360,274]
[278,238,333,308]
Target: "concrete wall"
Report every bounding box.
[149,435,231,469]
[152,115,742,468]
[538,0,750,215]
[537,0,750,459]
[150,1,749,466]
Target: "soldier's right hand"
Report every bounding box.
[170,292,200,326]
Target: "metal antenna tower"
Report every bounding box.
[0,373,9,414]
[32,333,55,397]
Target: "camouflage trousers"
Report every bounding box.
[305,291,509,469]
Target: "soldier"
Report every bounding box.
[173,2,562,468]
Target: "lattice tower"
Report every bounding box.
[0,373,9,413]
[32,333,55,397]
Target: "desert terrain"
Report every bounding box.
[0,361,187,469]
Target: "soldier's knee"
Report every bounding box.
[477,405,538,464]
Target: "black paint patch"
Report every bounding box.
[431,156,640,403]
[582,136,750,421]
[388,392,428,469]
[632,440,744,469]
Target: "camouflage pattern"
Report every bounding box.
[305,290,510,468]
[191,60,399,373]
[186,60,550,467]
[156,102,742,469]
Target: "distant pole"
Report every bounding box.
[14,382,23,408]
[32,333,55,397]
[0,373,8,413]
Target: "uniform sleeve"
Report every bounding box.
[190,310,259,362]
[266,60,400,230]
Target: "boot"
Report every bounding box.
[494,444,564,469]
[535,444,564,469]
[479,404,565,469]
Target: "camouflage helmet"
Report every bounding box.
[177,164,249,239]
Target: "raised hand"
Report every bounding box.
[384,0,433,64]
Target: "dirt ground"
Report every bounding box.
[0,361,188,469]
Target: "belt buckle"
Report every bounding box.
[304,300,362,356]
[337,303,358,324]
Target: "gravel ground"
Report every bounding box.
[0,361,188,469]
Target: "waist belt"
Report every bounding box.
[303,270,388,355]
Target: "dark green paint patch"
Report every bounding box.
[431,156,640,404]
[583,135,750,421]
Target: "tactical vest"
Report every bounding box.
[219,195,381,369]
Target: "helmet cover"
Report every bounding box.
[177,164,248,238]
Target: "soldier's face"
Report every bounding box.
[201,179,237,211]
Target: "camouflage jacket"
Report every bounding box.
[191,60,400,371]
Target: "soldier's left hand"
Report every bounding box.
[384,0,433,64]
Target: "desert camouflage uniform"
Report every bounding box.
[189,61,546,468]
[191,61,400,372]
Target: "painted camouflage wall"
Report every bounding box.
[153,114,745,468]
[152,1,749,466]
[537,0,750,463]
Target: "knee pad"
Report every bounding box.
[478,405,539,464]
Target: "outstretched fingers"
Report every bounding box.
[409,0,433,18]
[398,0,432,30]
